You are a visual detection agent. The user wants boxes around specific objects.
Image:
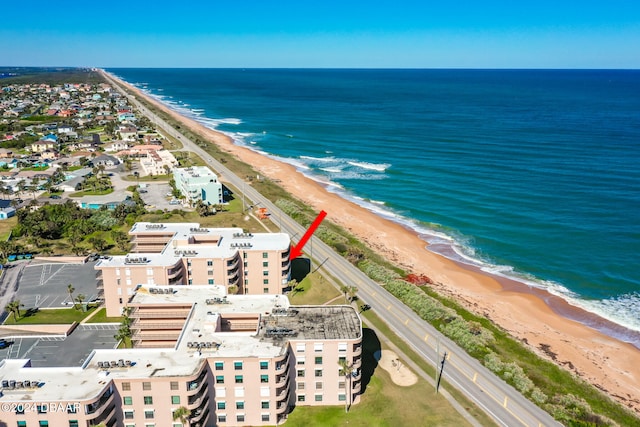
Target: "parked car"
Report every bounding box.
[50,195,61,199]
[0,339,12,349]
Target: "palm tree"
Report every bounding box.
[172,406,191,426]
[5,300,24,322]
[75,294,86,311]
[340,285,358,304]
[67,284,75,307]
[338,359,355,413]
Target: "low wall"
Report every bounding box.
[0,323,74,338]
[33,256,87,264]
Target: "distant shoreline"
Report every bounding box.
[101,69,640,415]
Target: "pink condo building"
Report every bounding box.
[95,222,293,317]
[0,286,363,427]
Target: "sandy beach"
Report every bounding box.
[105,72,640,414]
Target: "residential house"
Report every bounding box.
[140,149,178,176]
[104,140,131,153]
[118,124,138,141]
[91,154,120,168]
[0,200,16,219]
[30,140,57,153]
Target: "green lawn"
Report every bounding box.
[0,216,17,240]
[70,188,114,197]
[84,307,123,323]
[3,307,97,325]
[285,327,471,427]
[288,272,341,306]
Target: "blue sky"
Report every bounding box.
[1,1,639,68]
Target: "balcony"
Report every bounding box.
[275,373,289,387]
[352,356,362,369]
[226,256,240,268]
[85,389,114,415]
[189,404,210,425]
[276,400,289,415]
[281,248,290,259]
[130,310,189,319]
[87,402,116,426]
[131,332,181,340]
[353,343,362,356]
[187,383,209,407]
[130,321,184,330]
[227,274,240,286]
[167,267,184,279]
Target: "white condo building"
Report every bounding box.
[173,166,223,206]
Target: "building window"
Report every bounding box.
[260,361,268,370]
[262,261,269,267]
[216,375,224,384]
[315,369,323,377]
[339,381,346,389]
[144,396,153,405]
[262,414,270,422]
[143,381,151,390]
[297,382,305,390]
[314,343,324,352]
[263,279,269,285]
[262,252,268,258]
[237,415,245,423]
[145,410,154,419]
[208,270,213,276]
[339,356,346,364]
[208,279,214,285]
[261,401,270,409]
[234,361,243,370]
[37,404,47,413]
[263,287,269,293]
[297,357,305,365]
[315,356,323,365]
[338,342,347,352]
[218,415,227,423]
[67,404,77,414]
[17,422,26,427]
[296,343,305,353]
[170,381,179,390]
[217,401,226,410]
[235,375,243,384]
[124,411,134,419]
[297,369,305,377]
[171,396,180,404]
[297,395,306,402]
[315,394,323,402]
[236,401,244,410]
[123,396,133,405]
[260,374,269,383]
[69,421,79,427]
[339,394,346,401]
[215,362,224,370]
[188,279,193,285]
[263,270,269,276]
[39,422,49,427]
[316,381,323,390]
[207,260,213,266]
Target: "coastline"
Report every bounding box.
[103,71,640,414]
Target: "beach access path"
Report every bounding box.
[102,70,562,426]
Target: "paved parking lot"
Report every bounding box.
[16,261,100,309]
[0,325,118,367]
[138,181,183,210]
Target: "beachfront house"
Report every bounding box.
[173,166,223,206]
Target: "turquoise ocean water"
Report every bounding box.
[109,69,640,342]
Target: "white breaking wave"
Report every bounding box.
[300,155,336,163]
[347,161,391,171]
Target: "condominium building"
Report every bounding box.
[0,286,363,427]
[173,166,223,206]
[95,222,292,317]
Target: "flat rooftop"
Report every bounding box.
[0,287,361,402]
[95,222,290,269]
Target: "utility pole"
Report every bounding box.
[436,351,448,394]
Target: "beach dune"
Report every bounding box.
[103,71,640,415]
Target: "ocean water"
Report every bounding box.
[109,68,640,339]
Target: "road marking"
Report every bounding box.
[503,396,508,407]
[424,334,429,342]
[404,319,409,325]
[387,305,392,310]
[473,372,477,383]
